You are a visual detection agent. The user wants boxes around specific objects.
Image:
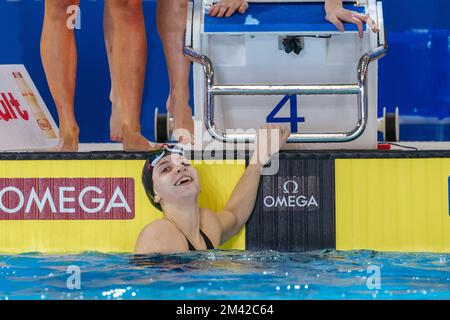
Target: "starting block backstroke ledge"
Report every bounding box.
[156,0,389,150]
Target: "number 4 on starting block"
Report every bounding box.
[266,95,305,133]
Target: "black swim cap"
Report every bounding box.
[142,146,185,211]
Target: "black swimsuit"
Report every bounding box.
[186,230,215,251]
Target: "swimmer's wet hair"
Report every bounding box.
[142,146,185,212]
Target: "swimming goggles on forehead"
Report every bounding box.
[148,145,185,168]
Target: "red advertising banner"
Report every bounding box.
[0,178,135,220]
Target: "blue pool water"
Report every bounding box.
[0,250,449,300]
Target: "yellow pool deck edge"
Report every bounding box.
[0,155,449,254]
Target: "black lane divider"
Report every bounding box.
[0,149,449,161]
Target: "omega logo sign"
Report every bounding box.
[0,178,135,220]
[263,177,319,210]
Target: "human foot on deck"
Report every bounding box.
[110,107,123,142]
[48,123,79,152]
[166,95,194,144]
[110,107,142,143]
[122,125,163,152]
[109,93,142,143]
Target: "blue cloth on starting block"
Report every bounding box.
[204,3,366,33]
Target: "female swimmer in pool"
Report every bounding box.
[134,125,290,254]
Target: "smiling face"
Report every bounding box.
[151,153,200,208]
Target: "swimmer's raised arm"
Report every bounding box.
[217,125,290,244]
[325,0,379,38]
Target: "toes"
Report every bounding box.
[110,134,124,143]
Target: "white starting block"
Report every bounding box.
[156,0,387,149]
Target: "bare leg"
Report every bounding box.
[103,0,116,130]
[41,0,80,151]
[157,0,194,144]
[105,0,148,146]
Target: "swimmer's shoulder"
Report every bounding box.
[134,219,186,254]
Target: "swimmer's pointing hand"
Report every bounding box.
[325,0,379,38]
[208,0,249,18]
